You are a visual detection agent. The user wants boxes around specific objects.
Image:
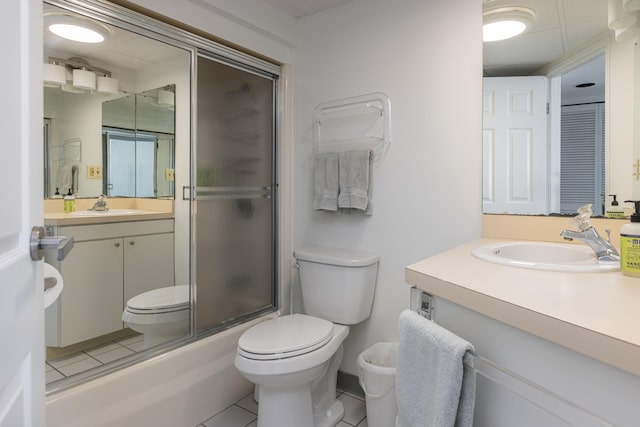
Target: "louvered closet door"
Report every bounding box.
[560,103,605,215]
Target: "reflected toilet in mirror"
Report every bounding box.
[122,285,190,349]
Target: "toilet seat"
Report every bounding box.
[125,285,189,315]
[238,314,334,361]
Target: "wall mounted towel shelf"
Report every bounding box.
[313,92,391,163]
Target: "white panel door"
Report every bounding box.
[0,1,45,426]
[483,76,548,214]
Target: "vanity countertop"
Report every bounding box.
[44,210,174,226]
[405,238,640,377]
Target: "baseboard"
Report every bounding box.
[337,370,364,398]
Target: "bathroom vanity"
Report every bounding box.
[406,238,640,426]
[45,206,175,347]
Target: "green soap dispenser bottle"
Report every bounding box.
[63,188,75,213]
[620,200,640,277]
[606,194,625,218]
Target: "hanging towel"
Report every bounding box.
[338,149,371,212]
[313,152,339,211]
[396,310,476,427]
[57,165,74,194]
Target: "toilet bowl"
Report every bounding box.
[122,285,189,349]
[234,246,379,427]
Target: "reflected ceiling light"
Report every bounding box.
[608,0,637,29]
[43,62,66,87]
[72,68,96,90]
[483,7,536,42]
[157,89,175,107]
[615,19,640,41]
[45,13,111,44]
[97,75,119,95]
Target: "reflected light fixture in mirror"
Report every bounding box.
[483,7,536,42]
[43,62,66,87]
[609,0,640,42]
[47,14,111,43]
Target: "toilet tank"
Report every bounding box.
[294,246,379,325]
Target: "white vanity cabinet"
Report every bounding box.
[45,219,174,347]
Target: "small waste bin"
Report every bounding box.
[357,342,398,427]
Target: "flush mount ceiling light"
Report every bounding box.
[483,7,536,42]
[45,13,111,43]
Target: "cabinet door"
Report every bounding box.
[123,233,175,303]
[59,239,124,346]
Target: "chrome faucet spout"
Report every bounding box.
[560,226,620,262]
[88,194,109,212]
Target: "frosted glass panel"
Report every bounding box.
[195,55,276,332]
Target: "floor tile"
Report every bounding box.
[336,422,352,427]
[246,421,257,427]
[115,334,144,347]
[47,352,90,369]
[91,346,136,364]
[235,393,258,415]
[46,369,65,384]
[85,342,122,356]
[56,357,102,377]
[357,418,368,427]
[339,393,367,426]
[201,405,256,427]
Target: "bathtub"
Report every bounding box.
[46,315,273,427]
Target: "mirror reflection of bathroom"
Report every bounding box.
[42,2,191,386]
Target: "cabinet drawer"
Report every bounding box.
[60,219,174,242]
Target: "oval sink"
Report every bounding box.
[471,241,620,273]
[70,209,143,216]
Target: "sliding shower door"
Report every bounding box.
[195,54,277,331]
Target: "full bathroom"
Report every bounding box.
[2,0,640,426]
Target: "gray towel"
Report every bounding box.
[396,310,476,427]
[338,150,371,212]
[313,152,339,211]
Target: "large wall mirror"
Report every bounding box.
[43,0,192,391]
[44,4,180,199]
[482,0,637,217]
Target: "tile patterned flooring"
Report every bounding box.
[45,334,145,384]
[197,390,368,427]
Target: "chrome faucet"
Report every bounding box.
[560,204,620,262]
[560,227,620,262]
[89,194,109,212]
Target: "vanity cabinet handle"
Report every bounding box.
[115,242,121,248]
[129,241,135,246]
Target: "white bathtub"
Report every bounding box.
[46,315,273,427]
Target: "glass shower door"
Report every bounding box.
[195,54,277,331]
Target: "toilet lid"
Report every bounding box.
[238,314,334,360]
[126,285,189,314]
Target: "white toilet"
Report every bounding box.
[122,284,190,349]
[235,246,379,427]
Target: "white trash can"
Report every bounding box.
[357,342,398,427]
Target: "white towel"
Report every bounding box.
[338,150,371,211]
[57,165,74,194]
[396,310,476,427]
[313,152,339,211]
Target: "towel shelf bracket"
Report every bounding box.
[410,286,434,320]
[312,92,391,164]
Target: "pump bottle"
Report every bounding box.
[63,188,75,213]
[606,194,625,218]
[620,200,640,277]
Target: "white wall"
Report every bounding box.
[125,0,298,64]
[292,0,483,374]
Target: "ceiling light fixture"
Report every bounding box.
[45,13,111,44]
[608,0,640,43]
[483,7,536,42]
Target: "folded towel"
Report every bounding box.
[313,152,339,211]
[396,310,476,427]
[338,150,371,212]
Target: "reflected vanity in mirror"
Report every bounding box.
[42,0,191,390]
[482,0,637,217]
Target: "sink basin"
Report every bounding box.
[471,241,620,273]
[44,262,63,309]
[70,209,143,216]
